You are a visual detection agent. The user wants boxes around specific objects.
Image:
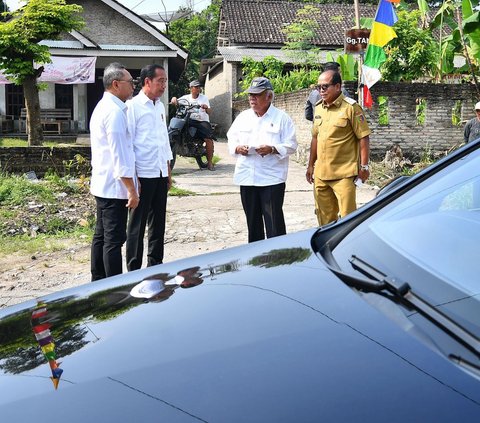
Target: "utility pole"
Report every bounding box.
[353,0,363,106]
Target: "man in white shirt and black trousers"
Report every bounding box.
[89,62,139,281]
[227,77,298,243]
[126,64,173,270]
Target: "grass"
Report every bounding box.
[0,169,196,255]
[0,138,65,148]
[169,185,195,196]
[0,232,91,255]
[0,174,56,205]
[0,172,95,254]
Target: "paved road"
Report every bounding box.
[165,140,377,261]
[0,140,378,309]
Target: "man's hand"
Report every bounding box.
[126,190,139,209]
[170,97,178,105]
[235,145,249,156]
[358,168,370,183]
[255,144,275,157]
[306,165,314,184]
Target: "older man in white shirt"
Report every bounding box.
[90,62,138,281]
[126,64,173,270]
[227,77,297,243]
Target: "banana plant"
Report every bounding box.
[424,0,480,91]
[325,52,357,81]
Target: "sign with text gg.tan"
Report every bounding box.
[345,29,371,54]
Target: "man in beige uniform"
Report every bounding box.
[306,70,371,225]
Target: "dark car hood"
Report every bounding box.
[0,229,479,422]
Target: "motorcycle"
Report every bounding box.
[168,98,213,170]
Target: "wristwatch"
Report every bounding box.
[360,164,369,171]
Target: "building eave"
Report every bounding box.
[102,0,188,60]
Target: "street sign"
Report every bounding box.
[345,29,370,54]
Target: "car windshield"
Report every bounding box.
[331,147,480,335]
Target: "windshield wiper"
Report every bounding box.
[347,255,480,359]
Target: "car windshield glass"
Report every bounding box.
[333,148,480,297]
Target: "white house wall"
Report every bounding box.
[206,60,236,136]
[75,84,88,132]
[39,84,56,109]
[0,85,5,116]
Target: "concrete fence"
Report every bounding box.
[0,146,91,177]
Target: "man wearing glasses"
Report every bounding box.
[227,77,297,243]
[464,101,480,144]
[125,64,173,271]
[304,62,350,122]
[306,70,371,226]
[89,62,139,281]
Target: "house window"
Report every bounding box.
[55,84,73,116]
[5,84,24,118]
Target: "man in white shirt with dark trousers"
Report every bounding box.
[89,62,139,281]
[227,77,297,243]
[126,64,173,270]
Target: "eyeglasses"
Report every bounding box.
[117,79,135,86]
[317,83,334,91]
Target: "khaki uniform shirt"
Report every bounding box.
[312,94,371,180]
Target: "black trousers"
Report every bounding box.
[91,197,128,281]
[240,183,286,243]
[126,176,168,271]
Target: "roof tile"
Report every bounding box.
[221,0,377,47]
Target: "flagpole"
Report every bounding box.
[353,0,364,107]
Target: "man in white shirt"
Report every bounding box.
[227,77,297,243]
[171,80,215,170]
[126,64,173,270]
[90,62,139,281]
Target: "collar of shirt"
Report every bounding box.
[104,91,127,112]
[253,103,275,119]
[137,89,158,106]
[321,93,345,109]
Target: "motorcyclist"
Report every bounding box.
[171,80,215,170]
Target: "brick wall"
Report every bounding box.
[0,146,91,177]
[233,82,479,162]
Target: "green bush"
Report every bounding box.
[0,175,55,206]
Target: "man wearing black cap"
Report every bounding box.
[171,80,215,170]
[227,77,297,243]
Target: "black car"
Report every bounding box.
[1,140,480,422]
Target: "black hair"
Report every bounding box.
[324,70,342,86]
[323,62,341,72]
[139,64,165,87]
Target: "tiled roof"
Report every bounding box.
[220,0,377,47]
[218,46,337,63]
[40,41,168,51]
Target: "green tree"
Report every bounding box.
[282,5,321,65]
[0,0,84,146]
[239,56,319,96]
[167,0,220,98]
[381,9,438,82]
